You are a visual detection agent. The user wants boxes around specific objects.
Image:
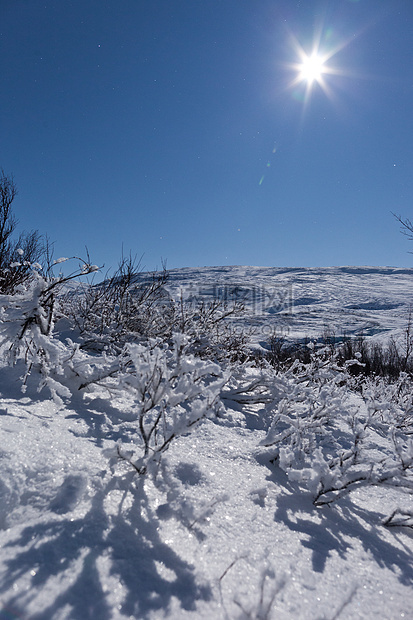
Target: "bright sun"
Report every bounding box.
[283,25,356,106]
[284,25,353,104]
[298,53,326,84]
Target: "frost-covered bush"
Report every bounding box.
[107,335,229,477]
[62,257,249,362]
[0,256,102,400]
[259,354,413,506]
[61,255,172,353]
[264,323,413,379]
[0,258,231,460]
[170,294,248,363]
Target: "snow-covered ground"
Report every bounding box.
[165,265,413,344]
[1,266,413,619]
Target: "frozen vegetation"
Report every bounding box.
[0,260,413,619]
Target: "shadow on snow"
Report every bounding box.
[261,457,413,585]
[0,478,211,619]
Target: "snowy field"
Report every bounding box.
[165,265,413,344]
[1,266,413,620]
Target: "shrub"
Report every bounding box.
[61,258,249,363]
[263,326,413,380]
[107,335,228,478]
[61,254,171,353]
[0,255,101,401]
[258,349,413,506]
[0,169,45,293]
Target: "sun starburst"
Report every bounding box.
[289,44,334,102]
[298,52,327,84]
[282,25,354,107]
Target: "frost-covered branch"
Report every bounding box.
[106,335,229,477]
[258,357,413,507]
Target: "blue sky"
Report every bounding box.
[1,0,413,271]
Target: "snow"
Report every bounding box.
[1,266,413,619]
[164,265,413,343]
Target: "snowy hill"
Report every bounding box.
[0,265,413,620]
[164,265,413,342]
